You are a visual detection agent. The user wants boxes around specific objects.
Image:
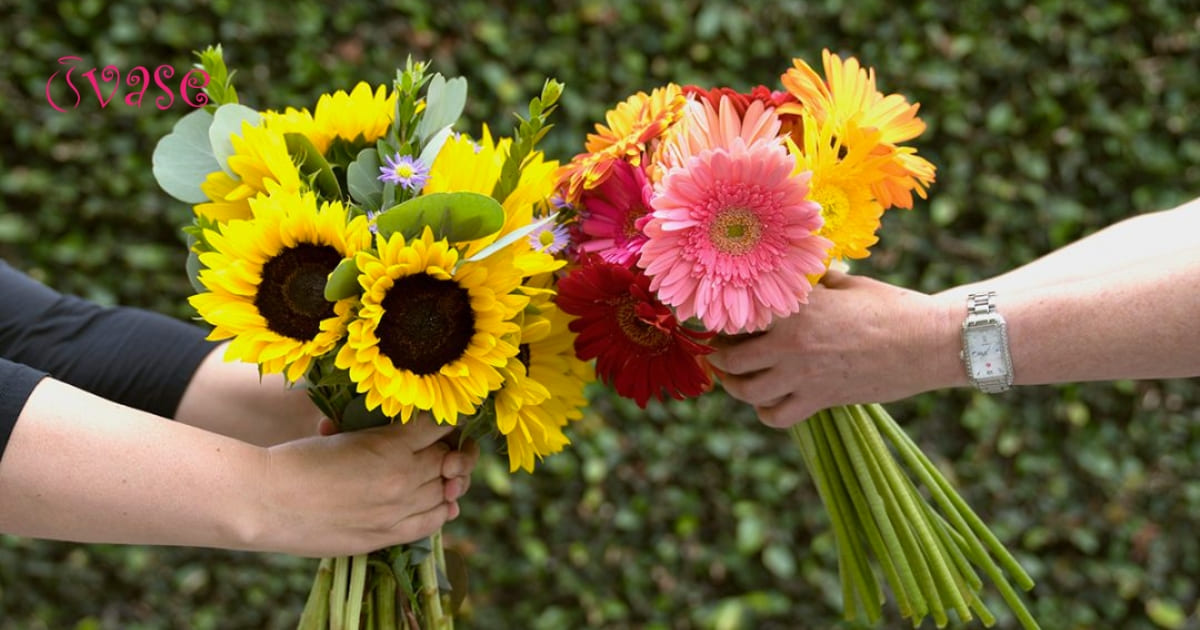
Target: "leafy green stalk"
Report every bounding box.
[491,78,564,204]
[193,44,239,109]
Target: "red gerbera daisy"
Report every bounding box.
[555,259,714,407]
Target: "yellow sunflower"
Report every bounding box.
[779,49,936,209]
[495,297,593,473]
[189,190,371,382]
[263,82,396,156]
[335,227,528,423]
[559,84,687,202]
[424,127,564,278]
[195,122,303,223]
[791,113,894,261]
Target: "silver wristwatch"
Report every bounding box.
[960,291,1014,393]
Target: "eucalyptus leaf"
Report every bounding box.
[208,103,262,177]
[285,133,341,199]
[414,74,467,145]
[185,248,205,294]
[324,257,361,301]
[418,125,454,168]
[375,192,504,243]
[346,148,383,212]
[464,213,558,263]
[151,108,218,203]
[340,395,393,432]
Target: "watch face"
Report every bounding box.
[966,323,1008,380]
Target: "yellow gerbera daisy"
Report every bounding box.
[263,82,396,156]
[791,113,894,261]
[335,227,528,423]
[559,84,687,202]
[424,127,565,278]
[189,190,371,382]
[195,122,303,222]
[495,297,593,473]
[779,50,936,209]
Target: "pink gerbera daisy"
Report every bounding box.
[638,138,832,334]
[575,160,654,267]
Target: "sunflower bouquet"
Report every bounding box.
[554,50,1040,629]
[152,46,592,629]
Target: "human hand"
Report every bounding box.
[246,417,476,557]
[707,271,961,428]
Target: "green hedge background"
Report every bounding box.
[1,1,1198,628]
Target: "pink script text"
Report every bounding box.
[46,56,211,112]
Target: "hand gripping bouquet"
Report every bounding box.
[556,50,1039,629]
[152,46,592,629]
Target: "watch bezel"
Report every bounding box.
[961,313,1014,393]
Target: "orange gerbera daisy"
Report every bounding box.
[558,84,687,202]
[779,50,936,209]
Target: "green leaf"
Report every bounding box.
[375,192,504,243]
[185,241,204,294]
[324,257,361,301]
[340,395,393,432]
[414,74,467,145]
[209,103,262,177]
[284,133,341,200]
[464,213,557,263]
[151,108,219,203]
[346,148,383,212]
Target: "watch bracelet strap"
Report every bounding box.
[964,290,1013,393]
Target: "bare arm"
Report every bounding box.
[0,378,468,556]
[174,343,323,446]
[709,196,1200,426]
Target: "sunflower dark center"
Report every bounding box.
[376,273,475,376]
[517,343,532,369]
[255,244,342,341]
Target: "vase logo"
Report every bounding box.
[45,56,211,112]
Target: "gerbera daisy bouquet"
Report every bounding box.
[152,46,592,630]
[556,50,1040,629]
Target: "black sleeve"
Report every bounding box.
[0,358,47,462]
[0,260,218,460]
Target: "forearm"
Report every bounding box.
[0,378,264,549]
[174,343,322,446]
[931,231,1200,387]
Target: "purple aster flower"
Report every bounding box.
[527,221,570,254]
[378,153,430,192]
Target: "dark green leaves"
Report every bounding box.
[374,192,504,243]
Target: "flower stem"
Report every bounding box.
[345,553,369,630]
[792,413,880,622]
[867,403,1040,630]
[418,535,449,629]
[297,558,333,630]
[331,555,350,630]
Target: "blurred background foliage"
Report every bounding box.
[0,0,1198,628]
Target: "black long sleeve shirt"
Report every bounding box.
[0,261,215,462]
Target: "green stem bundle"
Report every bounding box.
[791,404,1040,629]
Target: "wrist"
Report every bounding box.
[926,293,972,391]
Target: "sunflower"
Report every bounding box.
[555,259,713,407]
[558,84,687,202]
[494,298,593,473]
[195,122,303,223]
[263,82,396,157]
[424,127,564,278]
[189,190,371,382]
[792,113,894,261]
[335,227,528,423]
[779,50,936,209]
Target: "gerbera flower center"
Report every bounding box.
[254,244,342,341]
[376,273,476,376]
[614,298,670,350]
[810,184,850,232]
[622,204,647,239]
[708,206,763,256]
